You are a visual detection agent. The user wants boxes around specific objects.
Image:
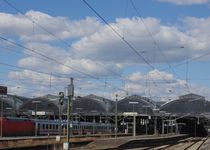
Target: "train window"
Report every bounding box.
[49,124,51,129]
[56,124,58,129]
[43,124,45,129]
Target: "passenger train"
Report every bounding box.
[0,117,114,137]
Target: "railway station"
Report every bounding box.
[1,91,210,149]
[1,0,210,149]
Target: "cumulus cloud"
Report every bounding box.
[128,70,174,82]
[158,0,209,5]
[14,42,123,78]
[2,10,210,99]
[71,16,210,64]
[0,10,102,42]
[125,70,210,101]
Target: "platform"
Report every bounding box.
[200,137,210,150]
[73,134,188,150]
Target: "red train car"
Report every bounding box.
[0,117,35,136]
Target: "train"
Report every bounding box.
[0,117,114,137]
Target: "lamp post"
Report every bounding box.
[76,107,83,135]
[32,100,41,136]
[194,116,199,137]
[0,97,3,137]
[115,94,118,138]
[66,78,74,150]
[165,113,171,135]
[91,110,97,134]
[143,105,151,135]
[58,92,64,136]
[153,108,159,135]
[129,101,139,137]
[76,108,83,122]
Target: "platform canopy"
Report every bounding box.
[110,95,155,115]
[160,93,210,115]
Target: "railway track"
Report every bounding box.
[132,137,208,150]
[150,137,208,150]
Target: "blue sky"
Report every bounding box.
[1,0,210,101]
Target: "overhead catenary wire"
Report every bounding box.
[81,0,191,94]
[0,35,99,80]
[129,0,183,80]
[0,59,129,96]
[1,0,156,97]
[3,0,186,96]
[81,0,155,69]
[129,0,188,95]
[3,0,178,83]
[0,61,69,79]
[2,0,193,97]
[2,0,123,78]
[162,50,210,71]
[2,0,135,98]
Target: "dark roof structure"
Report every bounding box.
[19,94,114,116]
[0,94,31,116]
[160,93,208,114]
[10,93,210,117]
[84,94,114,112]
[111,95,155,115]
[1,94,30,108]
[19,95,60,116]
[63,94,114,114]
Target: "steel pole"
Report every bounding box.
[194,119,196,137]
[59,103,62,135]
[154,116,157,135]
[67,95,71,149]
[35,103,37,136]
[67,78,74,150]
[59,92,64,136]
[162,120,164,135]
[133,115,136,137]
[0,97,3,137]
[146,108,147,135]
[115,94,118,138]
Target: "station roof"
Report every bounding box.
[110,95,155,115]
[64,94,114,114]
[0,94,29,109]
[19,95,59,116]
[18,94,114,116]
[160,93,208,114]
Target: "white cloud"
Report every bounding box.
[0,10,102,42]
[158,0,209,5]
[8,85,28,96]
[71,16,210,64]
[2,10,210,99]
[125,70,210,101]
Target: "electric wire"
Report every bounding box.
[2,0,196,97]
[2,0,133,97]
[81,0,191,94]
[2,0,123,78]
[129,0,186,94]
